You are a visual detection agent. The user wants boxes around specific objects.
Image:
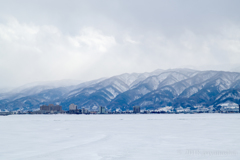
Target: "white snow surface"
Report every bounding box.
[140,101,154,106]
[0,114,240,160]
[184,87,199,98]
[137,87,150,95]
[115,73,140,86]
[106,87,119,99]
[219,102,239,108]
[157,106,173,112]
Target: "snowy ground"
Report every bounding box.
[0,114,239,160]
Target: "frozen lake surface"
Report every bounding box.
[0,114,240,160]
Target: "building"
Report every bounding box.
[51,105,62,112]
[82,107,86,114]
[133,106,140,113]
[40,104,62,112]
[0,112,11,116]
[99,106,106,114]
[69,104,77,110]
[40,105,49,111]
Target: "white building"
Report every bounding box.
[69,104,77,110]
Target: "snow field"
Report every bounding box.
[0,114,240,160]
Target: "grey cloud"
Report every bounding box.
[0,0,240,88]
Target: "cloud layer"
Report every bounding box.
[0,0,240,88]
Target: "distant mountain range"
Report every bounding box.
[1,69,240,111]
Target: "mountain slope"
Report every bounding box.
[1,69,240,111]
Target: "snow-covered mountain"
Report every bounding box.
[1,69,240,111]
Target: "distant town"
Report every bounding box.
[0,104,240,116]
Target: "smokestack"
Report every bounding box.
[239,104,240,113]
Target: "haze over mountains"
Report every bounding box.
[1,68,240,111]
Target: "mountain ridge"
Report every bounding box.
[1,68,240,111]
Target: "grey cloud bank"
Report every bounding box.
[0,0,240,88]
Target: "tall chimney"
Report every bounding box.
[239,104,240,113]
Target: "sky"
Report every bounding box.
[0,0,240,88]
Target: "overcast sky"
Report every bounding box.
[0,0,240,88]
